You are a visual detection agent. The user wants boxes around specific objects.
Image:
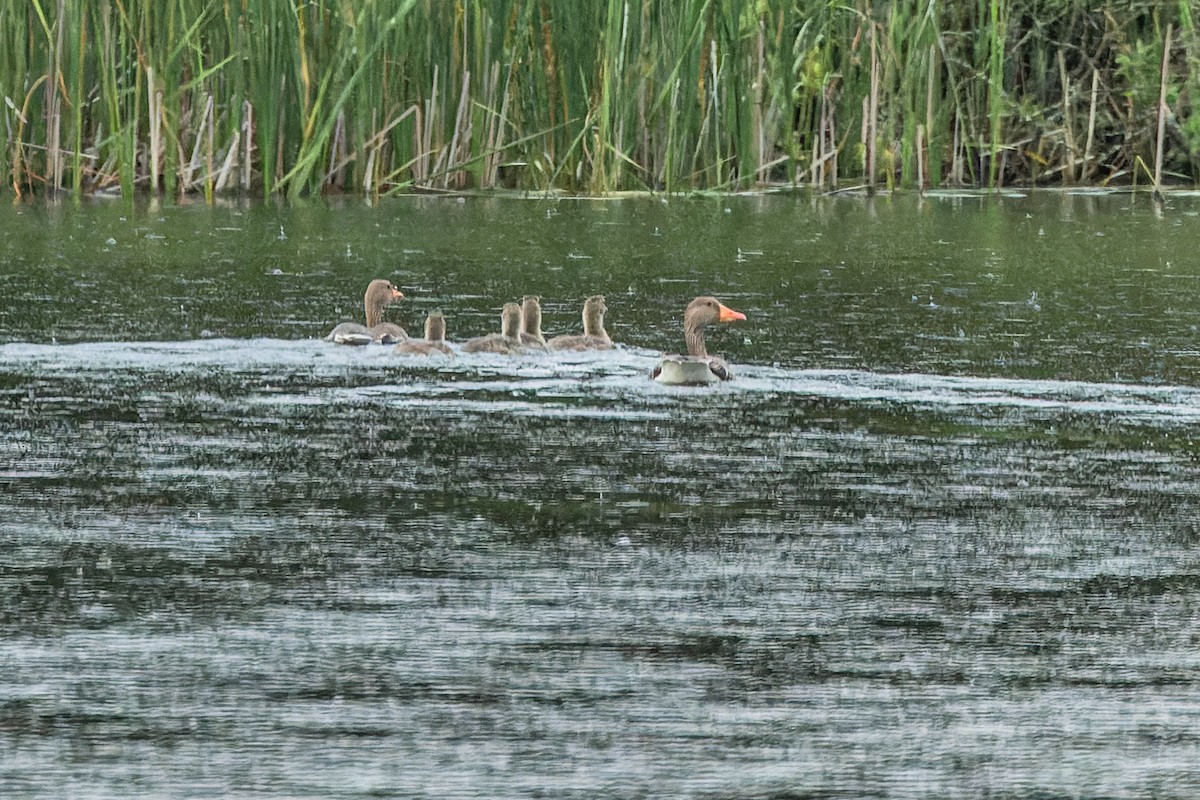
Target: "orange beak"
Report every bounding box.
[717,303,746,323]
[391,288,404,300]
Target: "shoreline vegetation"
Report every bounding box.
[2,1,1196,200]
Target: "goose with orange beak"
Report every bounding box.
[325,279,407,345]
[651,296,747,385]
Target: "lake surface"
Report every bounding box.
[2,190,1200,798]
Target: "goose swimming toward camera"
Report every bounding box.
[462,302,525,355]
[393,310,454,357]
[518,295,549,351]
[547,295,613,351]
[651,296,746,385]
[324,279,408,345]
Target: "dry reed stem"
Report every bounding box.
[916,123,925,191]
[1083,69,1098,182]
[1154,23,1171,196]
[1058,50,1075,184]
[241,101,253,194]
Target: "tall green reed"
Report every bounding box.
[0,0,1195,198]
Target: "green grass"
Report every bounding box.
[0,0,1195,198]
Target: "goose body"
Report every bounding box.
[650,296,745,385]
[548,295,613,351]
[653,356,727,385]
[463,302,526,355]
[519,295,549,351]
[394,311,454,357]
[369,322,408,344]
[325,322,374,346]
[325,279,407,345]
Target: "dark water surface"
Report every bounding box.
[2,191,1200,798]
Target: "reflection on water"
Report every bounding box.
[2,193,1200,798]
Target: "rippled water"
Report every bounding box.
[3,192,1200,798]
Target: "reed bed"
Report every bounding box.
[0,0,1196,198]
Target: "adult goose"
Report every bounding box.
[518,295,549,351]
[548,295,613,351]
[394,310,454,356]
[325,279,407,345]
[651,296,746,385]
[462,302,525,355]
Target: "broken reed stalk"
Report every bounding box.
[147,66,162,192]
[205,93,215,202]
[1058,49,1075,184]
[811,88,823,188]
[482,60,501,185]
[986,0,1005,188]
[1153,23,1171,198]
[1083,69,1098,182]
[47,0,65,191]
[754,16,766,185]
[241,101,253,194]
[867,22,879,190]
[828,92,838,187]
[951,114,962,185]
[926,43,936,186]
[446,70,471,189]
[216,126,239,193]
[916,123,925,191]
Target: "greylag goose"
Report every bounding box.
[651,296,746,385]
[548,295,613,351]
[325,279,407,345]
[519,295,549,351]
[462,302,525,354]
[394,311,454,356]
